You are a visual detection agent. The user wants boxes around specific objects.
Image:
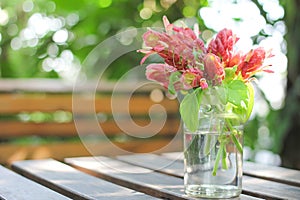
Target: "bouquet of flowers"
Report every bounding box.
[139,16,273,175]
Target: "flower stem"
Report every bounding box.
[221,143,228,170]
[230,133,243,153]
[204,134,212,156]
[212,141,223,176]
[212,118,242,176]
[225,119,243,154]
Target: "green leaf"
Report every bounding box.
[224,66,237,82]
[227,81,254,123]
[245,82,254,121]
[168,71,181,95]
[226,80,248,107]
[179,88,202,132]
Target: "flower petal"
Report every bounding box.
[146,63,177,88]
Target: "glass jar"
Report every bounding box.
[183,105,243,198]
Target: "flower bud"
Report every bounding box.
[204,53,225,85]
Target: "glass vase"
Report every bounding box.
[183,105,243,198]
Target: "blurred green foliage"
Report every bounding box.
[0,0,206,79]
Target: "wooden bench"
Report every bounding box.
[0,78,181,164]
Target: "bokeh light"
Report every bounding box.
[0,8,9,26]
[98,0,112,8]
[22,0,34,12]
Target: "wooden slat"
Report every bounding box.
[243,161,300,187]
[0,122,77,137]
[0,118,180,137]
[0,94,74,113]
[0,165,70,200]
[0,78,75,93]
[118,153,183,177]
[161,152,184,160]
[65,156,189,200]
[12,159,157,200]
[161,152,300,187]
[0,94,179,114]
[75,94,179,114]
[65,156,255,200]
[0,78,162,93]
[118,153,300,200]
[242,176,300,200]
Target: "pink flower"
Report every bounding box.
[227,52,243,68]
[143,31,162,47]
[140,17,206,70]
[139,16,274,94]
[181,68,207,89]
[200,78,208,89]
[203,53,225,85]
[207,28,239,66]
[237,47,273,80]
[145,63,178,89]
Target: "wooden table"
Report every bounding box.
[1,152,300,200]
